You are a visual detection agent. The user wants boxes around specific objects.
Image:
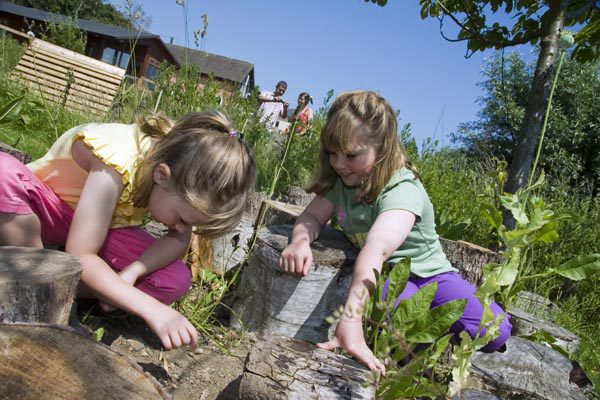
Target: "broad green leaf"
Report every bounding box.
[378,355,424,400]
[500,193,528,226]
[555,254,600,281]
[405,299,466,343]
[385,259,410,308]
[392,282,437,329]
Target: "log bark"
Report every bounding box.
[439,238,503,286]
[0,141,31,164]
[0,247,81,325]
[239,335,375,400]
[277,186,315,208]
[508,307,579,357]
[0,323,170,400]
[211,213,255,274]
[231,225,357,343]
[469,336,594,400]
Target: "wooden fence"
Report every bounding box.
[2,25,125,115]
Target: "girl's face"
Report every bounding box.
[298,96,306,106]
[148,164,206,233]
[328,135,377,187]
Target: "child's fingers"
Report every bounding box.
[169,331,183,349]
[160,334,173,351]
[302,254,312,276]
[187,324,199,349]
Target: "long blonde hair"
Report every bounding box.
[308,90,418,203]
[133,110,256,238]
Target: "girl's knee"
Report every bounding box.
[137,260,192,304]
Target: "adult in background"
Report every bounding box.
[258,80,289,131]
[289,92,314,135]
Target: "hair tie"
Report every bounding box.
[229,130,238,138]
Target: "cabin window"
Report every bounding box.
[101,47,131,69]
[145,58,160,80]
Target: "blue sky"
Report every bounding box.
[130,0,520,146]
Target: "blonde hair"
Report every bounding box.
[133,110,256,238]
[308,90,418,203]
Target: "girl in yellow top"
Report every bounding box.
[0,110,256,350]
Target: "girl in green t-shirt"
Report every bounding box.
[279,90,511,375]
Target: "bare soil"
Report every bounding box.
[77,303,253,400]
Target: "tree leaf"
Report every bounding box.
[555,254,600,281]
[405,299,466,343]
[392,282,437,329]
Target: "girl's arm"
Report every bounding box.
[317,209,416,374]
[67,140,198,350]
[118,229,191,286]
[279,195,334,277]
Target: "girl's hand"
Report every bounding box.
[317,319,386,376]
[279,240,313,277]
[144,305,198,350]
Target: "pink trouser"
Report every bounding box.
[0,152,191,304]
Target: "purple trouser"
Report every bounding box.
[384,271,511,352]
[0,152,191,305]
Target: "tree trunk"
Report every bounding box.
[230,225,357,343]
[503,3,564,226]
[0,323,170,400]
[239,335,375,400]
[0,247,81,325]
[439,238,503,286]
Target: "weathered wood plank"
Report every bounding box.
[239,335,375,400]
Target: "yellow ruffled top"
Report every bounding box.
[27,122,153,228]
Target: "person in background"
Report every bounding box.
[289,92,314,135]
[278,90,511,374]
[258,80,289,131]
[0,110,256,350]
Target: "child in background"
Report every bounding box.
[289,92,314,135]
[279,91,511,373]
[0,110,256,350]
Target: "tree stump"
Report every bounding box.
[0,247,81,325]
[468,336,594,400]
[0,323,170,399]
[439,238,503,286]
[277,186,316,208]
[239,335,375,400]
[211,212,255,274]
[231,225,358,343]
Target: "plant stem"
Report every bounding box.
[528,50,565,189]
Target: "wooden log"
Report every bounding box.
[0,247,81,325]
[0,142,31,164]
[231,225,357,343]
[439,238,503,286]
[508,308,579,357]
[255,199,305,227]
[211,212,255,274]
[245,191,271,217]
[277,186,316,208]
[0,323,170,400]
[239,335,375,400]
[469,336,594,400]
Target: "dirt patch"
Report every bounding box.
[77,303,253,400]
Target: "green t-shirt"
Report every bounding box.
[324,168,456,277]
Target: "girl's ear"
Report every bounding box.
[152,163,172,188]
